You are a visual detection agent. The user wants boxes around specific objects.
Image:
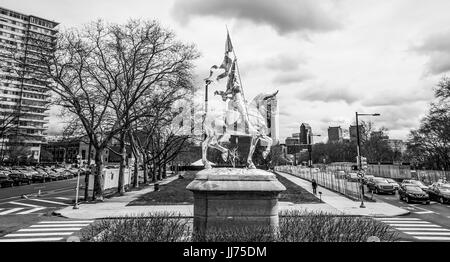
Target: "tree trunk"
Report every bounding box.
[133,159,139,188]
[93,149,104,201]
[118,132,126,195]
[143,156,148,184]
[162,159,167,179]
[157,161,162,180]
[84,141,92,201]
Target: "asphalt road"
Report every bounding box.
[0,175,91,238]
[367,188,450,242]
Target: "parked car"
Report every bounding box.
[12,168,35,180]
[399,184,430,204]
[0,172,14,188]
[426,183,450,204]
[386,178,400,190]
[401,179,429,191]
[32,167,50,183]
[367,177,396,194]
[8,172,32,186]
[363,175,375,185]
[45,168,62,181]
[347,172,359,182]
[52,168,69,180]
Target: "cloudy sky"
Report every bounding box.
[4,0,450,143]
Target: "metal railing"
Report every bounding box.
[275,165,361,201]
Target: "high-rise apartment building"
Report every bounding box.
[328,126,343,143]
[0,6,58,161]
[300,123,312,145]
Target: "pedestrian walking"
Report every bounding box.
[312,179,318,195]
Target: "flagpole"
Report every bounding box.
[226,27,252,133]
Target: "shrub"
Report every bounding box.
[81,212,191,242]
[81,211,399,242]
[278,210,399,242]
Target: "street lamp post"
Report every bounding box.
[355,112,380,208]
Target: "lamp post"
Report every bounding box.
[355,112,380,208]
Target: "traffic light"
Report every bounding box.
[361,156,368,170]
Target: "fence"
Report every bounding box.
[275,165,362,201]
[316,163,412,180]
[412,170,450,185]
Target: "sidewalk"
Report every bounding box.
[56,170,409,220]
[276,171,410,217]
[55,174,193,219]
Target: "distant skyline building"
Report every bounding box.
[0,6,58,161]
[300,123,312,145]
[328,126,343,143]
[349,125,365,142]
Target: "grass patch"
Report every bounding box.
[275,174,321,204]
[81,210,399,242]
[128,172,196,206]
[128,171,320,206]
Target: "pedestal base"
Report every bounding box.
[186,168,286,234]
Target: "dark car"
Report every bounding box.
[401,179,428,191]
[8,172,32,186]
[426,183,450,204]
[367,177,396,194]
[0,172,15,188]
[32,167,50,183]
[399,184,430,204]
[386,178,400,190]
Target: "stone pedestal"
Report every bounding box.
[186,168,286,234]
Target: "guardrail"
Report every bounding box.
[275,165,362,201]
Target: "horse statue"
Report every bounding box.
[201,90,279,169]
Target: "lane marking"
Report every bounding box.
[18,228,82,232]
[54,197,70,200]
[375,217,421,220]
[30,224,90,228]
[0,208,24,215]
[404,232,450,236]
[38,220,94,224]
[381,221,430,224]
[16,207,47,215]
[390,224,441,227]
[26,199,69,206]
[414,236,450,241]
[4,232,74,237]
[8,201,40,208]
[399,228,450,231]
[0,237,63,242]
[415,211,435,214]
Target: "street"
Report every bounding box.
[0,177,89,238]
[367,188,450,242]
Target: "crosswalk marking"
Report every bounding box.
[30,224,90,228]
[0,208,24,215]
[0,237,64,242]
[8,201,40,208]
[390,224,440,227]
[415,236,450,241]
[374,217,420,221]
[54,197,70,200]
[4,232,74,237]
[404,232,450,236]
[377,217,450,242]
[27,198,69,206]
[1,219,94,242]
[399,228,450,231]
[415,211,434,214]
[18,227,82,232]
[381,221,430,224]
[16,207,46,215]
[38,220,94,224]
